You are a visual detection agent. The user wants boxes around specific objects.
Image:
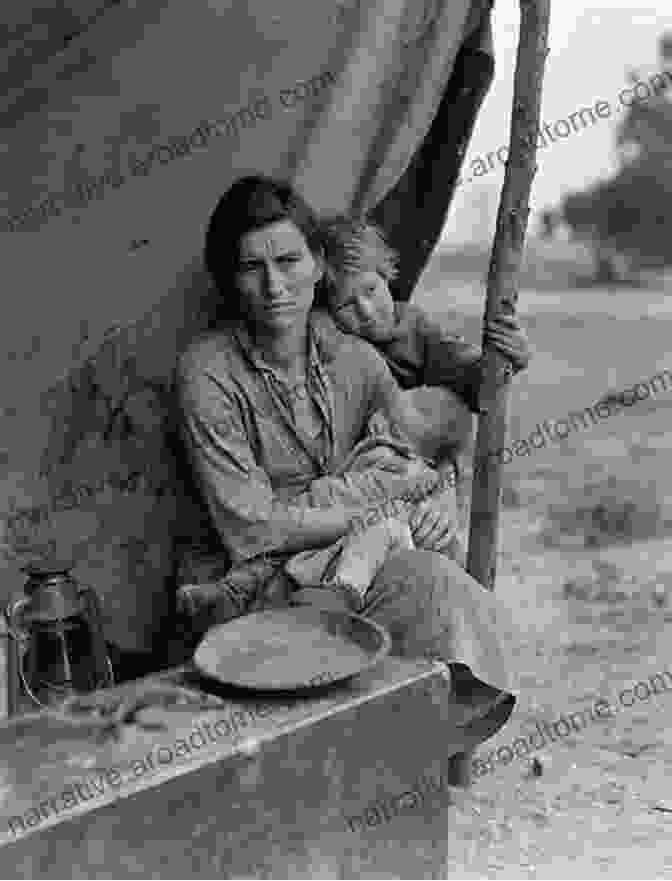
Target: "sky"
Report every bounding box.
[441,0,672,244]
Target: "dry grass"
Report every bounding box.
[541,475,665,548]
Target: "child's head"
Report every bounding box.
[320,216,398,342]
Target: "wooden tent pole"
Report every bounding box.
[466,0,550,590]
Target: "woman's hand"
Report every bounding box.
[483,315,530,373]
[348,447,431,478]
[347,447,407,474]
[409,494,457,553]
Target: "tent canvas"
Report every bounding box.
[0,0,494,652]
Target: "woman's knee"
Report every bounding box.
[375,548,473,588]
[364,550,465,613]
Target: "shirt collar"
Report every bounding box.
[391,301,411,333]
[233,311,331,375]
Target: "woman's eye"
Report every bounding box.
[237,254,302,271]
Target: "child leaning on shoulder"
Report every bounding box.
[318,213,532,522]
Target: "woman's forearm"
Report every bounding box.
[275,467,440,555]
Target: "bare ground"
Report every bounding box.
[412,276,672,879]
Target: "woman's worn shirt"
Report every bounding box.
[176,308,413,575]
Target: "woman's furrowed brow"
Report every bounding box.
[278,250,305,259]
[238,248,304,263]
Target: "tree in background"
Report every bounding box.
[558,32,672,281]
[538,208,560,239]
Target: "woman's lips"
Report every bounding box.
[267,302,296,312]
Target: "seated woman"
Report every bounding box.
[175,175,518,767]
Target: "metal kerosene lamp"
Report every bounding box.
[3,560,114,714]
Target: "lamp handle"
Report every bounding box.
[5,598,48,709]
[5,596,31,642]
[6,597,63,709]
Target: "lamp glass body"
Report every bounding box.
[5,562,114,712]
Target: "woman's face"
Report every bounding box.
[234,219,323,334]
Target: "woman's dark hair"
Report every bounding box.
[204,175,325,320]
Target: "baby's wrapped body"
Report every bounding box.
[285,410,462,610]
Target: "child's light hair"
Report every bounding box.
[321,215,399,285]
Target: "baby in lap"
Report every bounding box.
[286,409,459,611]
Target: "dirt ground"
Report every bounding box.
[413,276,672,879]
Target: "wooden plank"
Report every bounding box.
[0,657,470,878]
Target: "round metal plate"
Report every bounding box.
[193,607,391,691]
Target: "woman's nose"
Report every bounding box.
[263,262,285,297]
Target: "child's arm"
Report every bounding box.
[420,309,531,401]
[416,309,483,411]
[378,303,482,410]
[390,305,530,411]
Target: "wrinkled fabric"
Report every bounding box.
[1,1,495,656]
[378,302,483,408]
[285,409,460,607]
[363,549,516,694]
[287,512,416,610]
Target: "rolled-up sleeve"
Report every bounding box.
[420,314,483,411]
